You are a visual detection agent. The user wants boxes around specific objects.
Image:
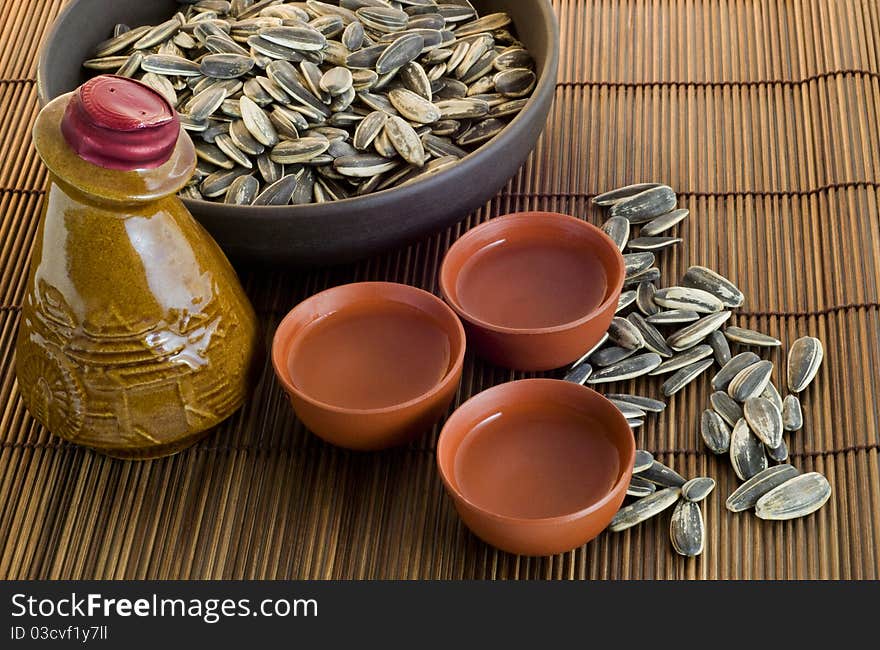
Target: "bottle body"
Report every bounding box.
[17,82,258,458]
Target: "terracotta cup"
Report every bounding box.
[439,211,625,371]
[437,379,635,556]
[272,282,466,450]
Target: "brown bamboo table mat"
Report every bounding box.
[1,0,879,580]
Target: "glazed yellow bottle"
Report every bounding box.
[16,75,258,459]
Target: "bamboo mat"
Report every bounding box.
[1,0,879,580]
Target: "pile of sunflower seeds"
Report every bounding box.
[562,182,831,556]
[610,450,714,557]
[82,0,537,205]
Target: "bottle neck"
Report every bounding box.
[34,93,196,206]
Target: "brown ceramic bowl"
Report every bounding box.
[439,212,625,371]
[437,379,635,556]
[37,0,559,265]
[272,282,465,450]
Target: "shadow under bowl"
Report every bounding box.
[437,379,635,556]
[37,0,560,265]
[439,211,625,371]
[271,282,466,450]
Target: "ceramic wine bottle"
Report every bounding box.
[16,75,259,459]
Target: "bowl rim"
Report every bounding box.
[36,0,561,219]
[271,281,466,416]
[436,378,636,525]
[438,211,626,335]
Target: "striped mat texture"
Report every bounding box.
[1,0,879,579]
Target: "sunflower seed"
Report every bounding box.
[640,461,687,488]
[661,358,714,396]
[357,6,409,33]
[256,152,283,183]
[290,166,316,204]
[608,317,645,350]
[782,394,803,432]
[201,53,255,78]
[455,12,512,38]
[589,345,636,368]
[700,409,732,454]
[647,310,700,325]
[388,88,441,122]
[334,153,398,177]
[195,141,233,168]
[616,290,637,313]
[224,174,260,204]
[624,252,655,277]
[787,336,824,393]
[670,499,704,557]
[682,477,715,504]
[562,362,592,385]
[724,326,781,348]
[743,397,783,448]
[229,119,266,155]
[95,24,152,57]
[593,183,663,206]
[489,98,527,117]
[261,25,327,51]
[626,236,682,251]
[140,72,178,107]
[116,52,144,77]
[726,464,801,512]
[421,134,467,159]
[609,185,677,223]
[493,67,535,97]
[635,281,659,316]
[252,173,299,205]
[654,287,724,314]
[600,216,630,251]
[186,86,228,121]
[455,118,504,145]
[142,54,202,76]
[754,472,831,520]
[766,438,788,462]
[384,115,426,165]
[434,97,489,120]
[247,34,304,60]
[627,476,657,498]
[83,56,130,71]
[651,345,713,375]
[586,352,662,383]
[376,33,424,74]
[612,402,646,420]
[200,167,248,197]
[639,208,689,236]
[609,487,681,532]
[627,312,673,357]
[215,133,253,168]
[372,129,398,158]
[708,330,732,366]
[729,418,768,481]
[270,137,331,163]
[624,267,661,287]
[681,266,744,308]
[633,449,655,472]
[710,391,743,427]
[342,20,365,49]
[493,46,533,71]
[728,360,774,402]
[761,381,784,413]
[627,419,644,429]
[667,311,732,352]
[711,351,761,392]
[608,395,667,414]
[205,34,250,55]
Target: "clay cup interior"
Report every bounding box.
[272,282,465,450]
[437,379,635,556]
[439,212,625,371]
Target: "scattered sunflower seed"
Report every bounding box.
[782,394,803,432]
[666,311,732,352]
[562,362,592,385]
[592,182,663,206]
[709,391,743,427]
[639,208,689,236]
[654,286,724,314]
[609,185,677,223]
[647,310,700,325]
[724,326,782,348]
[650,345,713,375]
[608,316,645,350]
[627,312,673,357]
[627,476,657,498]
[639,460,687,488]
[708,330,732,366]
[586,352,662,384]
[635,281,659,316]
[766,438,789,462]
[711,351,760,392]
[682,477,716,503]
[616,290,637,313]
[626,236,683,251]
[728,360,774,402]
[754,472,831,521]
[590,345,637,368]
[661,358,714,396]
[609,487,681,532]
[726,464,801,512]
[700,409,732,454]
[743,397,783,448]
[601,216,630,251]
[607,394,667,414]
[633,449,655,473]
[681,266,744,308]
[729,418,768,481]
[670,499,704,557]
[787,336,824,393]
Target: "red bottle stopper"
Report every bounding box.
[60,75,180,171]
